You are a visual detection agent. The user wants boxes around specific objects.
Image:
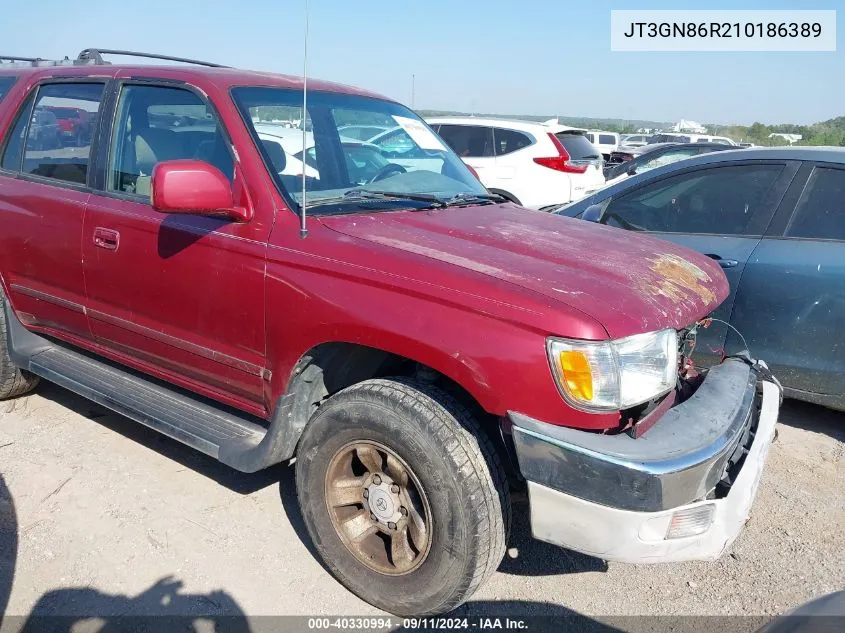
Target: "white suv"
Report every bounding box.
[427,117,605,208]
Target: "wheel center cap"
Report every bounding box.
[368,487,395,522]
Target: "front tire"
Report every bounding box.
[0,289,39,400]
[295,378,509,615]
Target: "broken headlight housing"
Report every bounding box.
[547,329,679,412]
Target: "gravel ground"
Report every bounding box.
[0,381,843,627]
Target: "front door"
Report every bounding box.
[0,81,105,340]
[601,161,798,365]
[82,81,270,408]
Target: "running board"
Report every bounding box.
[4,301,296,472]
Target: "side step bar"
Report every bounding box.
[4,301,297,472]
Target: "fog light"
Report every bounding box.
[666,504,715,539]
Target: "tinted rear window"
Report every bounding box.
[598,134,616,145]
[493,128,532,155]
[786,168,845,241]
[0,76,16,102]
[556,133,600,159]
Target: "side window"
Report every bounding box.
[0,76,16,103]
[1,93,34,171]
[603,165,784,235]
[493,128,532,156]
[786,167,845,241]
[436,125,494,158]
[20,83,103,185]
[108,84,234,197]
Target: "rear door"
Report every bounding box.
[731,163,845,399]
[434,124,495,183]
[600,161,798,363]
[0,81,105,341]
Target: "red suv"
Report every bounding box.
[0,50,781,615]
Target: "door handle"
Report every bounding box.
[705,254,738,269]
[93,227,120,251]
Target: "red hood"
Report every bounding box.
[320,204,729,339]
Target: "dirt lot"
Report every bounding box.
[1,381,843,626]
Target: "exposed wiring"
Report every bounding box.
[703,317,751,356]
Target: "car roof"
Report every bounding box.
[426,116,585,134]
[626,142,738,155]
[0,63,387,100]
[685,146,845,163]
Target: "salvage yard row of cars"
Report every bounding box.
[0,51,837,617]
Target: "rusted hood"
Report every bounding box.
[321,204,729,339]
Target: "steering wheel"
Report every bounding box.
[603,211,646,232]
[369,163,407,183]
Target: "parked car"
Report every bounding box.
[619,133,650,147]
[557,147,845,412]
[603,142,739,185]
[44,105,95,147]
[0,54,780,616]
[584,130,619,160]
[426,116,605,208]
[650,132,737,146]
[337,124,390,141]
[26,107,61,150]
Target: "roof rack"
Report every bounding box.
[0,55,44,63]
[76,48,229,68]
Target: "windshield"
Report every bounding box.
[232,87,488,214]
[0,76,16,103]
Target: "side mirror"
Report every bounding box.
[582,203,604,223]
[626,165,637,176]
[151,160,251,222]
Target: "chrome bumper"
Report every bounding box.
[509,359,781,563]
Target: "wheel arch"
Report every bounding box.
[262,338,507,464]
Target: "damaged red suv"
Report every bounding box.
[0,50,781,615]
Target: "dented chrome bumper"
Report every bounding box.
[509,359,781,563]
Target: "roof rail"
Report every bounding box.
[0,55,44,63]
[76,48,229,68]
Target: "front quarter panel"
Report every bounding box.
[263,218,618,431]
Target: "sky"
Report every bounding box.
[0,0,841,126]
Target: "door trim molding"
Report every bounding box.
[10,284,86,314]
[9,283,264,378]
[87,308,265,377]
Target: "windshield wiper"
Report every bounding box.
[443,192,506,206]
[304,189,448,210]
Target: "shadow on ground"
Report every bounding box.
[9,577,252,633]
[778,399,845,442]
[0,474,17,630]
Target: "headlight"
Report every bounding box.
[546,329,679,412]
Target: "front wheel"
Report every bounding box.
[295,378,510,615]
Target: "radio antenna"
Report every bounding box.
[299,0,310,239]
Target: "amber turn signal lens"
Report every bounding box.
[558,351,593,401]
